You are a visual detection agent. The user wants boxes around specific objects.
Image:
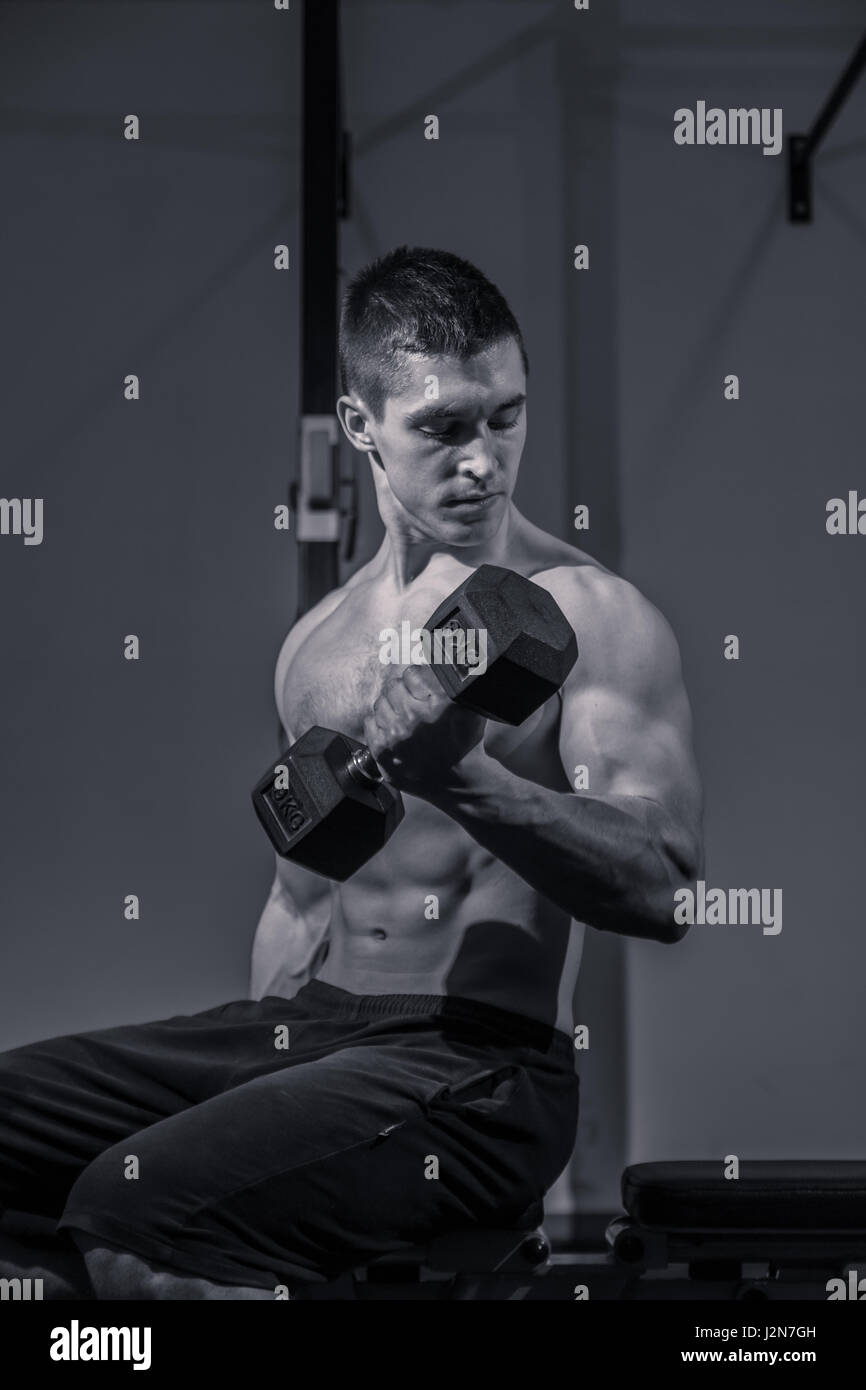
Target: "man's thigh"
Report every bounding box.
[0,997,315,1219]
[58,1040,561,1290]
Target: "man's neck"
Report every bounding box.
[371,502,526,590]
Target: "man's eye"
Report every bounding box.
[421,415,519,441]
[420,423,459,440]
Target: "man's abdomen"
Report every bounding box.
[316,798,583,1034]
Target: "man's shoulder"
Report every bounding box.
[516,522,635,616]
[530,556,680,686]
[280,587,346,654]
[272,572,365,702]
[280,556,378,648]
[530,552,647,624]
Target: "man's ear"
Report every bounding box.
[336,395,378,455]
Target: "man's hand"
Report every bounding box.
[362,663,486,794]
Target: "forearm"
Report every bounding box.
[424,752,695,943]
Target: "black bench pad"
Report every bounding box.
[622,1161,866,1232]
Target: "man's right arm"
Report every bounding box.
[249,590,345,1000]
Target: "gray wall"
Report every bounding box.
[617,0,866,1164]
[1,3,301,1043]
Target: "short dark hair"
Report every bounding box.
[339,246,528,420]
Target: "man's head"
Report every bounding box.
[337,247,528,545]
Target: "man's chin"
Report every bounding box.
[436,499,508,539]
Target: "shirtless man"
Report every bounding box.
[0,248,702,1300]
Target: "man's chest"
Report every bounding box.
[282,628,386,740]
[279,583,451,741]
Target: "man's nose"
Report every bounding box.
[458,431,498,484]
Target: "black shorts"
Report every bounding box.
[0,980,579,1288]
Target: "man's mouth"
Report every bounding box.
[442,493,503,508]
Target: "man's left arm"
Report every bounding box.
[421,573,704,944]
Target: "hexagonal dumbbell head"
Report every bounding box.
[251,727,404,880]
[422,565,578,725]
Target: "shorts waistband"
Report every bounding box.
[298,979,575,1064]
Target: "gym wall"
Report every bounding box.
[615,0,866,1165]
[0,4,301,1040]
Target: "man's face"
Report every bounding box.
[365,337,527,544]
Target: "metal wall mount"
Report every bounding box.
[788,31,866,223]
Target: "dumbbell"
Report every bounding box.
[251,565,578,880]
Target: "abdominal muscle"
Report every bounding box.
[315,794,585,1037]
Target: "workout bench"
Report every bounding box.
[8,1160,864,1299]
[303,1160,866,1299]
